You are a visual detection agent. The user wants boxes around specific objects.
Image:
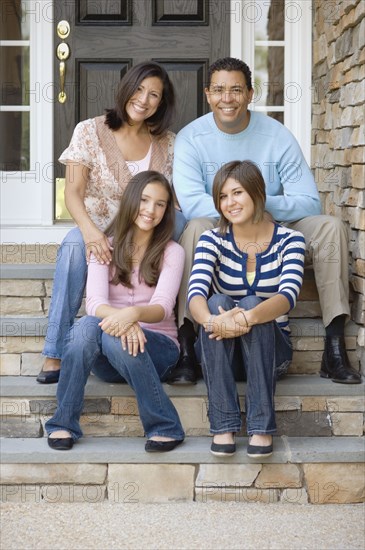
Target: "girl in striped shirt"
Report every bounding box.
[188,160,305,458]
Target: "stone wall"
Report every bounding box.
[312,0,365,370]
[1,462,364,504]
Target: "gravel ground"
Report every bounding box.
[1,502,364,550]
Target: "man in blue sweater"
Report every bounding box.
[167,57,360,386]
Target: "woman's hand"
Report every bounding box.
[207,306,251,340]
[232,308,252,332]
[82,225,113,265]
[64,162,112,265]
[99,308,138,337]
[120,323,147,356]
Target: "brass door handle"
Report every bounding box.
[56,43,70,104]
[57,42,70,61]
[59,61,66,103]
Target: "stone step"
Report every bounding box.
[0,264,56,279]
[1,376,364,438]
[1,266,363,506]
[0,264,320,315]
[2,264,314,285]
[0,246,59,266]
[7,316,358,337]
[0,265,362,376]
[2,373,363,398]
[0,317,361,377]
[2,435,364,464]
[1,436,364,504]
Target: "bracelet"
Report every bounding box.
[205,314,216,332]
[238,310,249,328]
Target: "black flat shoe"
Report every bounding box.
[145,439,184,453]
[37,369,60,384]
[210,440,236,457]
[47,436,74,451]
[320,336,361,384]
[247,443,273,458]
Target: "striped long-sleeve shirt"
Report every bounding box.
[187,223,306,333]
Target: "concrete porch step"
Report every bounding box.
[1,373,364,398]
[2,435,364,464]
[1,376,364,439]
[1,436,364,504]
[0,264,56,279]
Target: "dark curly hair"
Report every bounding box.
[207,57,252,90]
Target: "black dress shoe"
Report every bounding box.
[145,439,184,453]
[247,443,273,458]
[36,369,60,384]
[320,336,361,384]
[166,355,197,385]
[210,440,236,457]
[47,436,74,451]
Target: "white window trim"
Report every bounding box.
[231,0,312,162]
[1,0,312,244]
[1,1,54,239]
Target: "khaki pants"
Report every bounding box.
[177,215,350,329]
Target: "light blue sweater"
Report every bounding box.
[173,112,322,223]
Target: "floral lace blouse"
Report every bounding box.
[59,115,175,231]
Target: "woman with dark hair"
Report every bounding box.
[38,61,185,384]
[188,160,306,458]
[46,170,185,452]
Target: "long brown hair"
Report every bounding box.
[213,160,266,233]
[105,171,175,288]
[105,61,175,135]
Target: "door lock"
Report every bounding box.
[57,20,70,39]
[56,20,71,104]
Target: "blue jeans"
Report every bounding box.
[173,209,187,242]
[43,212,186,360]
[43,227,87,360]
[45,316,185,441]
[197,294,292,436]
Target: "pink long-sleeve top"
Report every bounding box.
[86,241,185,348]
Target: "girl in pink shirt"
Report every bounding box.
[46,171,185,452]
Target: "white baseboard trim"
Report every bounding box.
[0,225,74,245]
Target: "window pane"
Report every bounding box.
[0,0,30,40]
[254,0,284,41]
[0,112,30,171]
[1,46,30,105]
[254,46,284,107]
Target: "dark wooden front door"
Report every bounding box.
[53,0,230,219]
